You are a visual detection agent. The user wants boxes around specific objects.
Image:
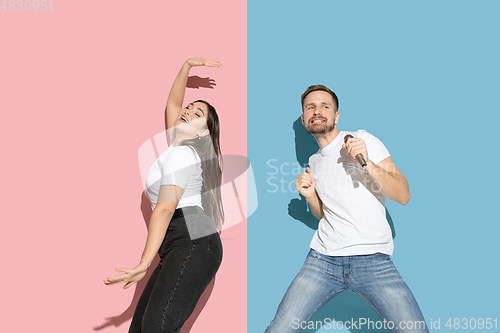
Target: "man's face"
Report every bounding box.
[301,91,339,135]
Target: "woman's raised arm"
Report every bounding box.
[165,57,221,129]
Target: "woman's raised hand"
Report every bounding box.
[103,264,148,289]
[186,57,221,68]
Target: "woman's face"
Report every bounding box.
[174,102,209,137]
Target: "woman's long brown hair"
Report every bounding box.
[179,100,224,230]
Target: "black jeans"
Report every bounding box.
[129,206,223,333]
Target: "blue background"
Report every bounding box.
[248,1,500,332]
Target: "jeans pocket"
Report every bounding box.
[370,252,390,264]
[207,232,223,263]
[309,249,332,264]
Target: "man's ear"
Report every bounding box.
[301,113,305,126]
[198,129,210,137]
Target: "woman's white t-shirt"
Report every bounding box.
[145,145,203,210]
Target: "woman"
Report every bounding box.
[104,57,224,333]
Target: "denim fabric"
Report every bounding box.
[128,207,222,333]
[266,249,429,333]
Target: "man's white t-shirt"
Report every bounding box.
[309,130,393,256]
[145,145,203,211]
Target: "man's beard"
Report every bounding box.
[305,122,335,135]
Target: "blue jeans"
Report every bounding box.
[266,249,429,333]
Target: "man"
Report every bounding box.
[265,85,429,333]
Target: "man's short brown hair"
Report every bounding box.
[301,85,339,111]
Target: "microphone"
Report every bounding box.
[344,134,367,167]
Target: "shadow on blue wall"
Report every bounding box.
[287,117,396,332]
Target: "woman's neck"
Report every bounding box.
[171,133,194,147]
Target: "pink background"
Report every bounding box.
[0,1,246,332]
